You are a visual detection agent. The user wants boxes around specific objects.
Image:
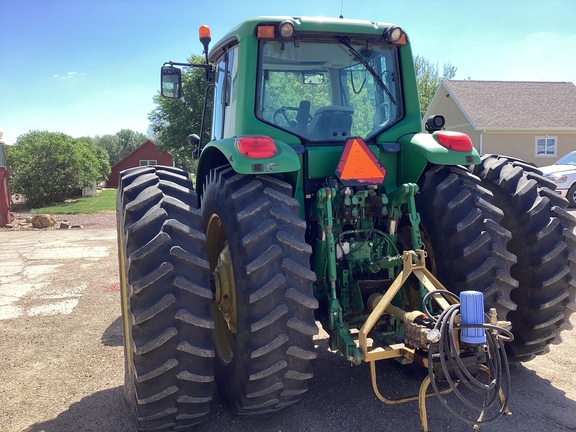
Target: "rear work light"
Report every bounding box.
[278,20,294,38]
[236,136,277,159]
[434,131,473,152]
[383,26,407,45]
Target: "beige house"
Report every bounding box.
[424,81,576,167]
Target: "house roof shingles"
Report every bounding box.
[443,80,576,130]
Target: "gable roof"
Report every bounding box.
[107,140,174,187]
[442,80,576,130]
[111,140,172,169]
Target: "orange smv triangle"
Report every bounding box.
[336,138,386,186]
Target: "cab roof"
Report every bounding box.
[209,16,403,62]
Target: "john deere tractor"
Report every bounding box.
[116,16,576,431]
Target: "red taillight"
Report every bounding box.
[434,131,473,152]
[236,136,277,159]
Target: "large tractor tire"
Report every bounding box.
[201,166,318,414]
[117,166,214,431]
[473,155,576,362]
[415,165,518,325]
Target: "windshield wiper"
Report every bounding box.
[336,36,397,106]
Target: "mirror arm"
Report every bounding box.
[198,83,215,152]
[164,61,207,68]
[163,61,214,82]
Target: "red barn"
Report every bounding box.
[107,140,174,187]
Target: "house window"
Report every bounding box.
[535,137,557,157]
[139,160,157,166]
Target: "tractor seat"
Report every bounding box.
[307,106,354,141]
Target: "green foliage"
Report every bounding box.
[148,55,212,172]
[414,55,457,117]
[75,136,111,182]
[94,129,148,166]
[116,129,148,158]
[7,131,104,208]
[94,134,122,165]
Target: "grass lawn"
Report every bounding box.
[31,188,117,215]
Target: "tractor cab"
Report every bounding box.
[254,27,404,143]
[161,17,435,208]
[161,17,423,149]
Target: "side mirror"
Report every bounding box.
[161,65,182,98]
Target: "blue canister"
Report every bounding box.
[460,290,486,344]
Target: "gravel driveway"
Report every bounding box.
[2,212,117,231]
[1,215,575,432]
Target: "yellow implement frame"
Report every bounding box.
[358,249,452,362]
[358,250,456,431]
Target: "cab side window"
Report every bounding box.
[211,46,238,140]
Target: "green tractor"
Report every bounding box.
[116,16,576,431]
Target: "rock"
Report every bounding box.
[70,225,83,229]
[4,224,13,228]
[31,214,56,229]
[59,222,70,229]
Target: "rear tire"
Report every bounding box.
[201,166,318,414]
[117,166,214,431]
[415,165,518,322]
[473,155,576,362]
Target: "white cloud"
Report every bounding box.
[53,71,85,80]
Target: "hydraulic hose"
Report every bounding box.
[422,290,514,427]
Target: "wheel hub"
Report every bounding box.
[212,245,237,334]
[206,214,237,365]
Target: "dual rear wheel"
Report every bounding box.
[117,166,317,431]
[416,157,576,363]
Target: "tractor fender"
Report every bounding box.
[397,132,480,184]
[196,136,301,195]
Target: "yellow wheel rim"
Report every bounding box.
[206,214,237,365]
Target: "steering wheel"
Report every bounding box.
[273,106,299,127]
[273,106,313,129]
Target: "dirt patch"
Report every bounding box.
[1,225,575,432]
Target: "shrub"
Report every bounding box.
[7,130,106,208]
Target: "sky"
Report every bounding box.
[1,0,575,145]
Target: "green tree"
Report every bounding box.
[95,129,147,166]
[7,131,102,208]
[414,55,457,117]
[148,55,212,172]
[116,129,148,156]
[94,134,122,166]
[76,136,111,182]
